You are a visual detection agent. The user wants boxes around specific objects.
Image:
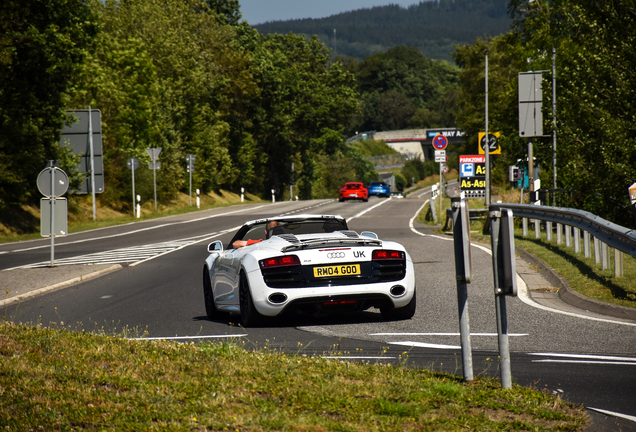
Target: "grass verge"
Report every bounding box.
[0,322,588,431]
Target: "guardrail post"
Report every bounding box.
[614,249,623,277]
[489,207,517,390]
[574,227,581,254]
[546,221,553,241]
[594,237,601,264]
[557,223,563,245]
[452,198,473,382]
[584,231,591,258]
[522,217,528,237]
[534,219,541,239]
[602,242,609,270]
[565,225,572,247]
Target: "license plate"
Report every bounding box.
[350,194,358,197]
[313,264,360,278]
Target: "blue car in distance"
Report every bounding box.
[367,181,391,197]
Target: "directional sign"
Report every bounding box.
[58,109,104,194]
[478,132,501,155]
[127,157,139,170]
[37,167,69,198]
[432,134,448,150]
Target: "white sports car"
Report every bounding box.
[203,214,416,327]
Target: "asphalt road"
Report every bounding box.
[2,188,636,430]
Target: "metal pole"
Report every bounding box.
[88,106,96,220]
[490,213,512,389]
[485,51,490,207]
[552,48,557,196]
[452,199,473,382]
[153,159,157,211]
[131,164,135,217]
[439,164,442,221]
[528,139,534,196]
[189,162,192,206]
[50,162,55,267]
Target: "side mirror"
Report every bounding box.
[360,231,378,239]
[207,240,223,253]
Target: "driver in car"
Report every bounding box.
[232,220,279,249]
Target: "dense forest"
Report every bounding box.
[1,0,636,231]
[255,0,512,62]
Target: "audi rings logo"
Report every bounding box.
[326,252,346,259]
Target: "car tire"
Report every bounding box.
[381,288,416,321]
[339,198,344,202]
[363,197,368,202]
[239,271,265,327]
[203,266,221,320]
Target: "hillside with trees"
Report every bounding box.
[1,0,635,234]
[254,0,512,62]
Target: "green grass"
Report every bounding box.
[0,322,588,431]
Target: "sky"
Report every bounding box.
[239,0,423,25]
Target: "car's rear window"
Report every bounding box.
[345,183,362,189]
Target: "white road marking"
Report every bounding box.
[346,198,392,223]
[372,332,528,337]
[390,341,461,350]
[321,356,397,360]
[587,408,636,424]
[6,205,269,253]
[130,334,248,341]
[528,353,636,363]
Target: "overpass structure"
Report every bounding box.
[349,128,465,161]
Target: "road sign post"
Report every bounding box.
[37,162,69,267]
[146,148,162,210]
[433,135,448,221]
[186,154,196,206]
[127,158,139,216]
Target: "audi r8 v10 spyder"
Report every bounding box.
[203,214,416,327]
[339,182,368,202]
[367,181,391,197]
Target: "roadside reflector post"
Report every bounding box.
[196,188,200,209]
[489,207,518,389]
[241,187,244,203]
[136,195,141,219]
[271,189,275,203]
[451,197,473,382]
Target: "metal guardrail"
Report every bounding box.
[487,203,636,259]
[444,208,487,230]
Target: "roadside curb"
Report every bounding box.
[0,264,122,307]
[515,247,636,322]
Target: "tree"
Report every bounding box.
[349,46,461,133]
[248,33,358,198]
[0,0,98,208]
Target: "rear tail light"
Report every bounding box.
[259,255,301,268]
[372,250,405,260]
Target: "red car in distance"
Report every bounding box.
[339,182,369,202]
